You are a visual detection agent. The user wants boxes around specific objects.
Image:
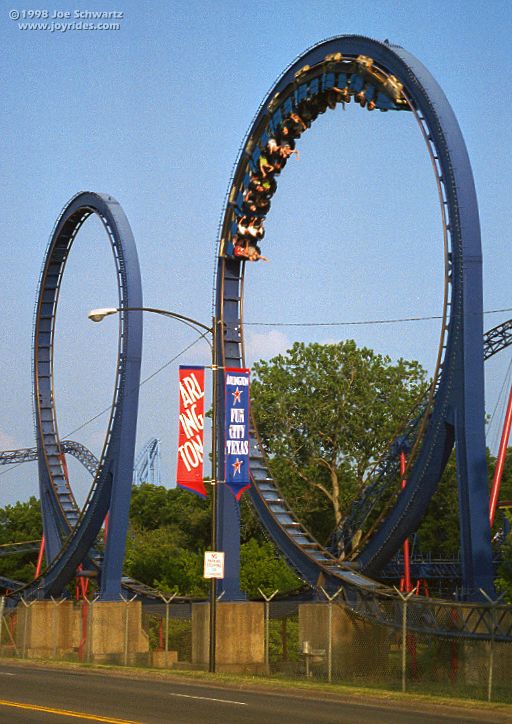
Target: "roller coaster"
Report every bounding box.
[215,34,500,604]
[1,37,511,638]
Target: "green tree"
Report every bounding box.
[126,483,211,596]
[124,526,208,596]
[488,448,512,525]
[130,483,211,550]
[0,497,42,583]
[416,448,512,559]
[415,453,460,557]
[251,340,428,542]
[240,538,301,597]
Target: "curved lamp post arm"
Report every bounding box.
[89,303,222,673]
[88,306,213,344]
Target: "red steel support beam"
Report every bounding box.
[489,385,512,527]
[35,535,45,578]
[400,451,412,593]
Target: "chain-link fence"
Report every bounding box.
[1,592,511,703]
[261,590,512,703]
[141,600,192,669]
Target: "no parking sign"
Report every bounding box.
[203,551,225,579]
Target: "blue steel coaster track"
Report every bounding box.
[215,36,494,601]
[20,192,143,600]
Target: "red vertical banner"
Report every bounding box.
[176,366,207,498]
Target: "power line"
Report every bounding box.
[0,332,209,479]
[244,306,512,328]
[2,305,511,479]
[64,331,209,439]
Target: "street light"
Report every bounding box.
[89,305,220,673]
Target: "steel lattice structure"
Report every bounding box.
[214,35,495,603]
[133,438,162,486]
[484,319,512,361]
[0,437,162,484]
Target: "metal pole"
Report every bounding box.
[401,596,407,693]
[2,614,18,656]
[488,606,495,703]
[21,599,28,659]
[124,600,129,666]
[50,596,65,659]
[86,596,96,664]
[0,597,5,655]
[394,587,415,693]
[480,589,504,703]
[120,594,136,667]
[209,316,218,674]
[160,593,176,669]
[327,599,333,683]
[53,599,58,659]
[320,587,343,683]
[265,600,269,668]
[258,588,278,672]
[165,601,169,667]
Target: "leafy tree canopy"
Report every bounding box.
[240,538,301,598]
[251,340,428,542]
[129,483,211,550]
[125,526,208,597]
[0,496,42,583]
[417,449,512,560]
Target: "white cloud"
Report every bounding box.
[244,329,291,365]
[0,427,22,451]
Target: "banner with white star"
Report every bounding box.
[224,367,251,500]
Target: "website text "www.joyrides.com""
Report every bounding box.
[8,8,124,33]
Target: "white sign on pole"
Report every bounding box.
[203,551,225,579]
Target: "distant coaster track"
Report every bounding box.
[0,437,163,484]
[484,319,512,361]
[215,35,494,601]
[0,440,99,477]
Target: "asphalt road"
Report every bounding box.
[0,663,507,723]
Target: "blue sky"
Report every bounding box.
[1,0,511,506]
